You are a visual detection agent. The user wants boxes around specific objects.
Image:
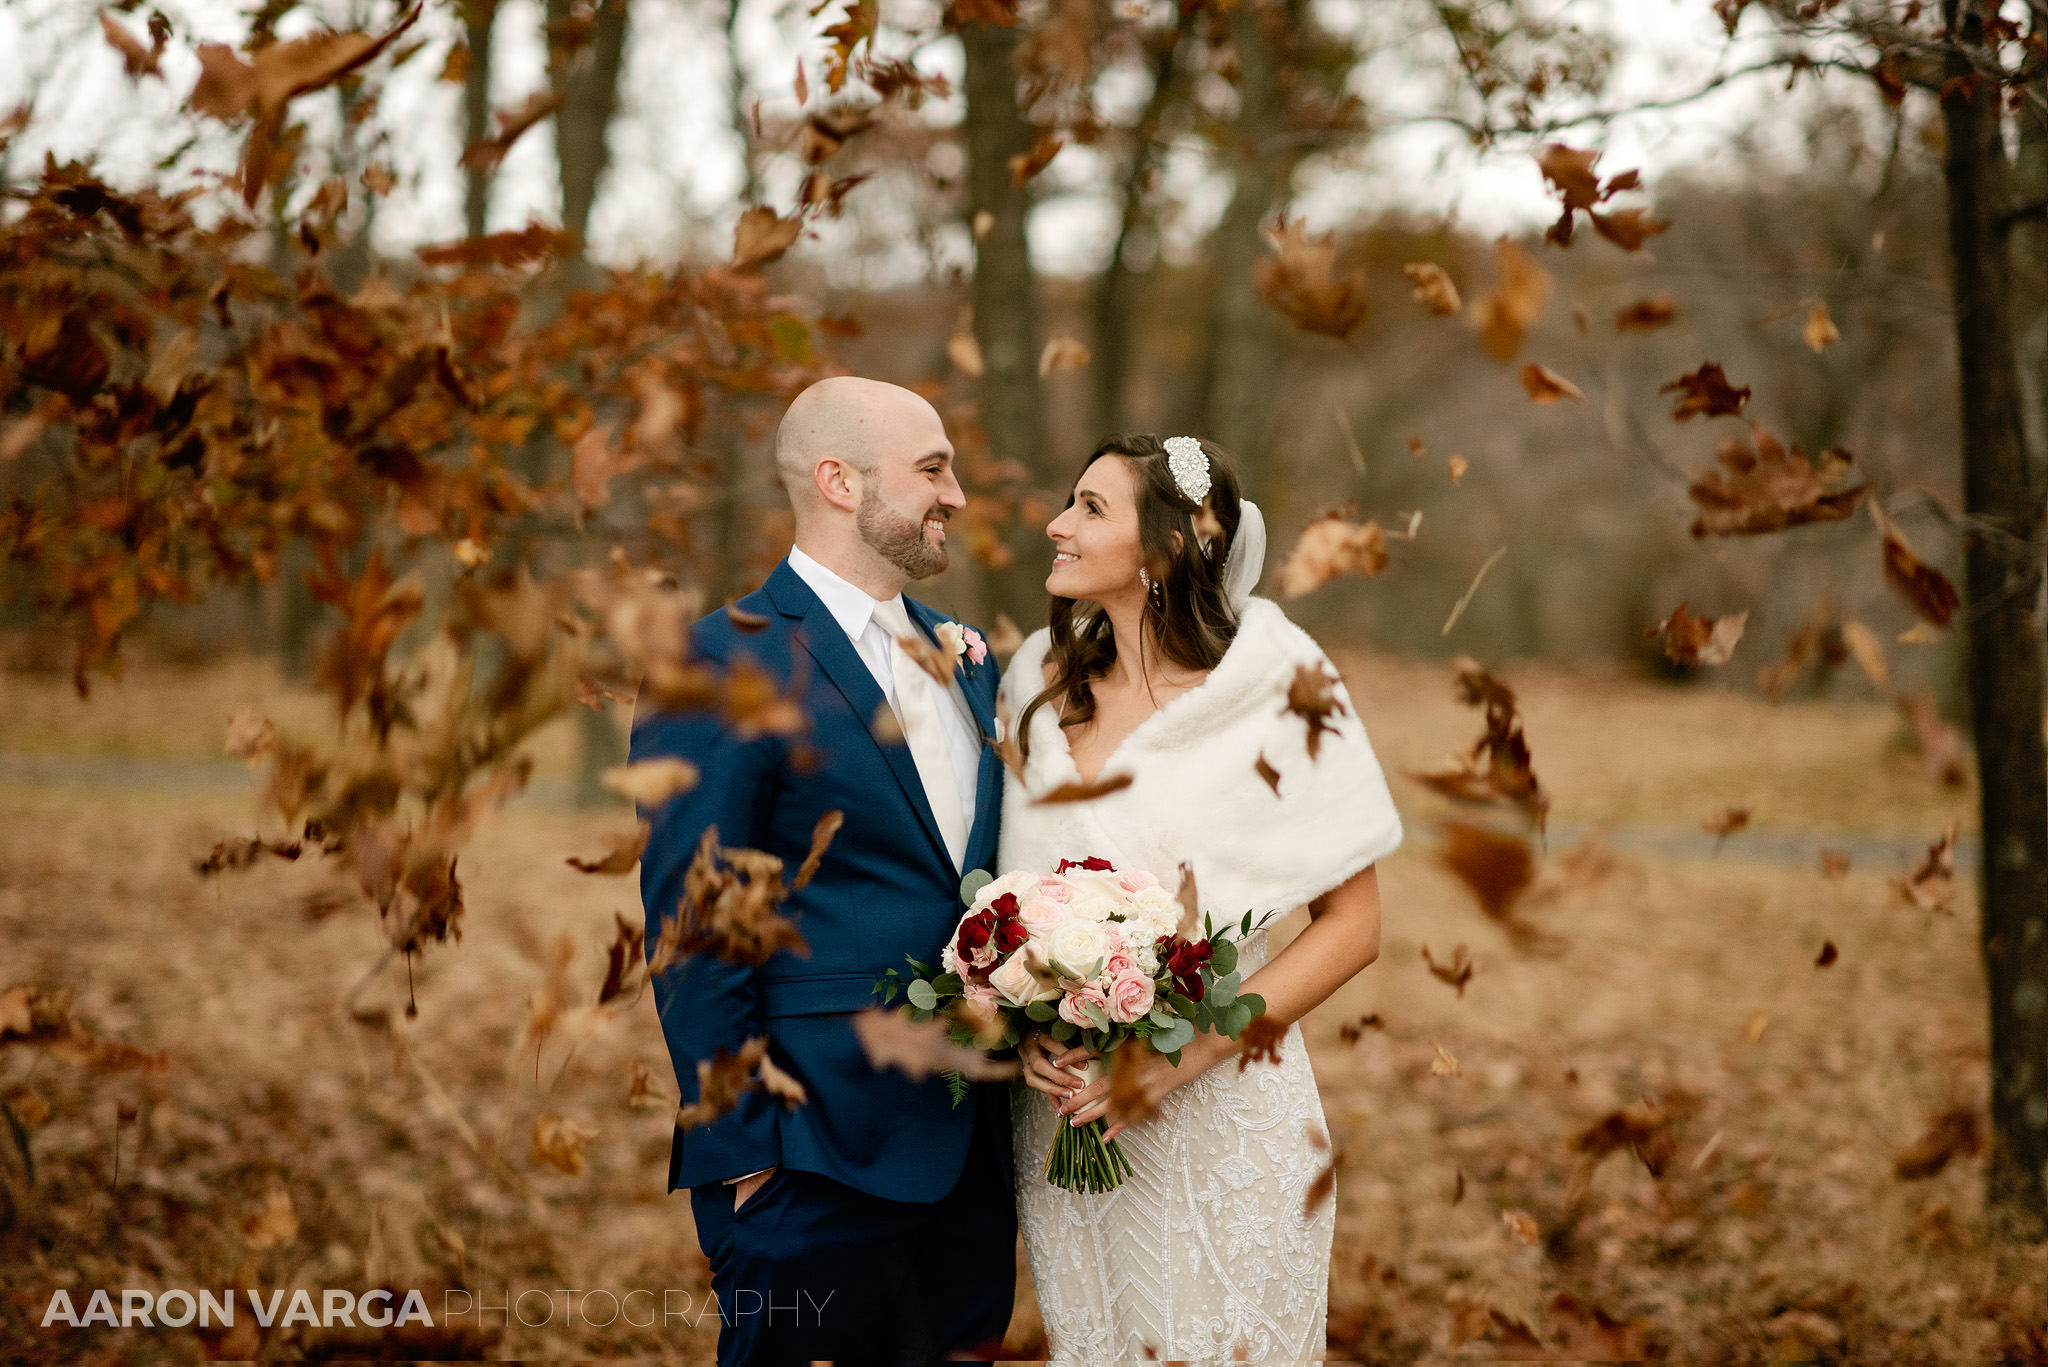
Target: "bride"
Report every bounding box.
[996,434,1402,1364]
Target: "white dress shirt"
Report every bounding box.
[786,546,982,845]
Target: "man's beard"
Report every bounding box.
[857,488,949,579]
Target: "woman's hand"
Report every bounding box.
[1046,1033,1232,1142]
[1021,1031,1092,1102]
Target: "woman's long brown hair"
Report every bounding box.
[1018,434,1245,761]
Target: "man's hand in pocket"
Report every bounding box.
[734,1166,776,1211]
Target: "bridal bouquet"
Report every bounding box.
[876,856,1269,1194]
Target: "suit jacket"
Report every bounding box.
[632,557,1011,1203]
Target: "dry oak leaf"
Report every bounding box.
[1501,1209,1541,1245]
[1008,128,1065,187]
[1893,820,1960,914]
[1662,362,1750,421]
[1282,662,1349,759]
[1038,336,1091,375]
[530,1113,601,1173]
[1520,363,1583,404]
[1897,692,1969,788]
[601,758,700,806]
[1614,294,1679,331]
[100,11,164,79]
[190,5,423,121]
[1438,820,1536,922]
[1420,941,1474,997]
[625,1059,671,1110]
[1571,1097,1678,1181]
[1536,143,1659,248]
[1871,501,1958,627]
[1820,849,1852,879]
[1107,1039,1161,1130]
[674,1037,803,1129]
[1688,424,1865,537]
[1256,215,1368,340]
[1274,513,1388,597]
[1841,616,1890,691]
[1254,752,1281,796]
[1894,1106,1982,1179]
[462,87,562,169]
[1031,772,1136,805]
[598,912,647,1006]
[1589,206,1670,251]
[1702,805,1750,847]
[790,809,845,890]
[851,1007,1020,1082]
[946,330,985,377]
[1652,601,1748,667]
[1815,940,1838,967]
[1804,300,1840,352]
[1402,262,1461,316]
[1429,1041,1462,1077]
[731,206,804,272]
[1336,1013,1384,1045]
[1237,1015,1287,1073]
[1471,239,1553,360]
[1303,1123,1339,1216]
[566,819,651,874]
[649,827,810,971]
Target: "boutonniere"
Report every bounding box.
[932,621,988,672]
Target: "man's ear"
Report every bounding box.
[813,457,861,513]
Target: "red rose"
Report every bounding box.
[1056,856,1116,874]
[1157,935,1212,1002]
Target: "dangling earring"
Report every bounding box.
[1138,566,1152,594]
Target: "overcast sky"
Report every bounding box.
[0,0,1811,282]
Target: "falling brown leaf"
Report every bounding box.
[1803,301,1840,352]
[100,11,163,80]
[240,1182,299,1247]
[460,88,562,170]
[1236,1015,1286,1073]
[1429,1041,1462,1077]
[946,330,985,377]
[1303,1122,1339,1216]
[723,659,808,740]
[673,1037,796,1128]
[1896,692,1969,788]
[1614,294,1679,331]
[1520,363,1584,404]
[626,1059,671,1110]
[1894,1106,1982,1179]
[1402,262,1461,316]
[1038,336,1090,375]
[1173,862,1201,941]
[731,206,804,272]
[1589,206,1670,251]
[572,422,638,513]
[1547,1292,1651,1361]
[1337,1013,1385,1045]
[1471,239,1553,360]
[1841,617,1889,692]
[1008,129,1065,187]
[1105,1038,1160,1130]
[1653,602,1748,667]
[1815,939,1838,967]
[601,758,699,806]
[1256,216,1368,340]
[1662,362,1751,420]
[1501,1209,1541,1244]
[1274,513,1388,597]
[1894,820,1960,914]
[1254,752,1281,796]
[790,809,844,890]
[566,820,651,874]
[850,1007,1019,1082]
[224,709,275,763]
[726,603,771,632]
[597,912,647,1007]
[1571,1097,1678,1184]
[529,1113,600,1173]
[1702,806,1750,847]
[1407,660,1546,826]
[985,614,1024,659]
[1438,820,1535,921]
[1420,942,1474,997]
[1536,143,1605,212]
[648,828,810,971]
[1282,662,1349,759]
[1689,424,1866,537]
[800,105,873,162]
[1447,455,1470,484]
[1871,502,1958,627]
[1031,773,1136,805]
[892,630,955,686]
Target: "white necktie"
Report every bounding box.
[872,598,969,870]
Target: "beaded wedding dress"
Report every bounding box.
[996,599,1403,1365]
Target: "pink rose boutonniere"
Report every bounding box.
[934,621,988,671]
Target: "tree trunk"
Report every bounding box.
[461,0,497,240]
[1090,12,1190,436]
[961,18,1047,624]
[549,0,632,253]
[1197,0,1294,497]
[1940,0,2048,1242]
[706,0,757,605]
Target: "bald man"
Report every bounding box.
[631,377,1015,1365]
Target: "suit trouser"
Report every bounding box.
[688,1097,1016,1366]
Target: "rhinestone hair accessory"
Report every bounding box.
[1162,435,1212,504]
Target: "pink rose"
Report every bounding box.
[962,980,999,1005]
[1037,876,1076,904]
[1057,983,1108,1029]
[1118,868,1160,894]
[1102,926,1133,976]
[963,626,988,666]
[1018,896,1070,936]
[1106,970,1156,1024]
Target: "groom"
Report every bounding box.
[632,377,1015,1365]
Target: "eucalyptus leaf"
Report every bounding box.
[1051,1019,1076,1043]
[959,868,994,906]
[1148,1007,1177,1029]
[1026,1000,1059,1022]
[1238,992,1266,1018]
[1209,938,1237,976]
[1082,1001,1111,1031]
[1226,1000,1253,1036]
[906,979,938,1010]
[1208,971,1240,1009]
[931,972,963,995]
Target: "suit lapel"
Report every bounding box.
[767,561,954,872]
[906,598,1003,873]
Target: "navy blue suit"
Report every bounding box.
[633,557,1015,1365]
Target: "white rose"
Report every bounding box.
[1067,890,1121,923]
[971,870,1041,914]
[1044,919,1110,982]
[1131,885,1180,921]
[988,945,1062,1007]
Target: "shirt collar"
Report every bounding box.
[787,546,906,643]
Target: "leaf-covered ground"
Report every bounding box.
[2,650,2043,1362]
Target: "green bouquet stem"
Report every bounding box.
[1042,1057,1133,1193]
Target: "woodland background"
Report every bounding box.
[3,0,2048,1360]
